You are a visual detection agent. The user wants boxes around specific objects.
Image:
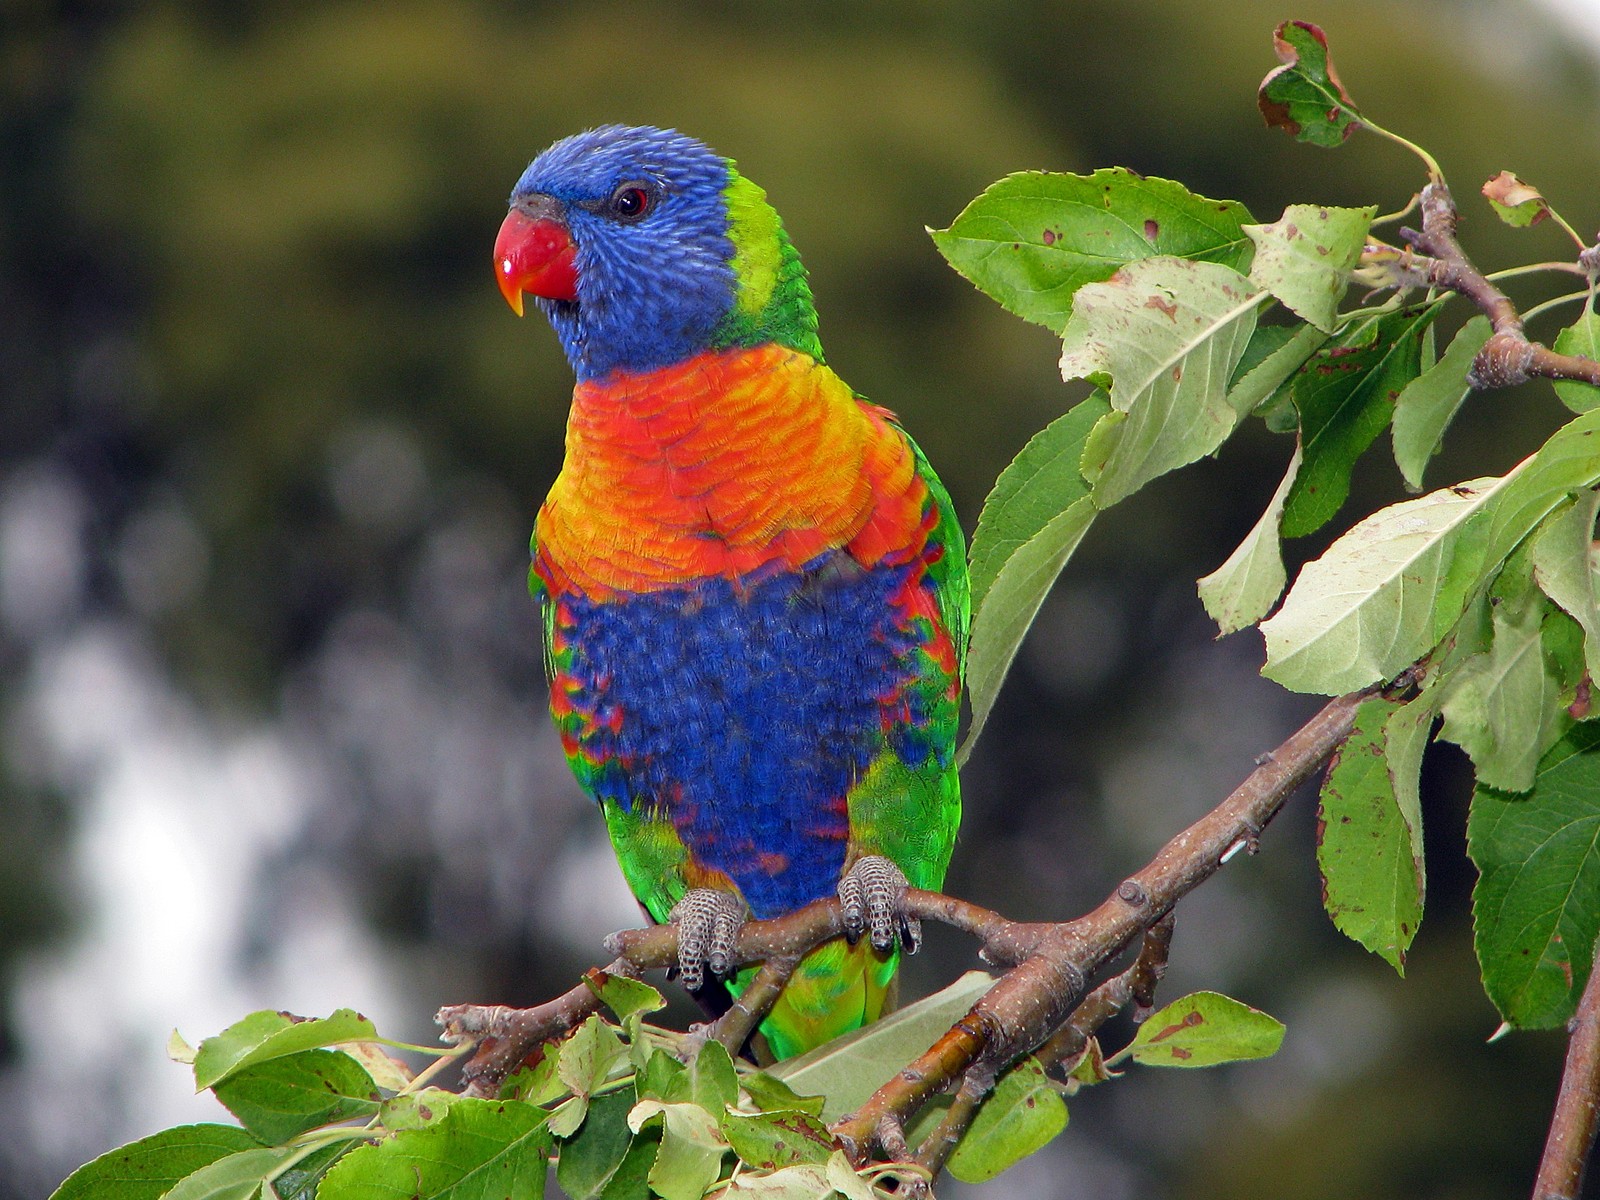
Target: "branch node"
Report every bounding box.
[1580,241,1600,277]
[1116,880,1148,907]
[1470,332,1536,389]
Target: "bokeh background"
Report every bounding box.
[4,1,1600,1196]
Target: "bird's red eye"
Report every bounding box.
[609,184,653,221]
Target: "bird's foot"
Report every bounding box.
[668,889,748,992]
[838,855,920,955]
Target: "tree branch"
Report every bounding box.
[832,685,1374,1154]
[1398,181,1600,390]
[1532,933,1600,1200]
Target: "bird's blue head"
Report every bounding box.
[495,125,821,382]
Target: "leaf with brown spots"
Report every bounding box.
[1127,992,1285,1068]
[931,168,1255,330]
[721,1108,835,1171]
[1060,257,1264,507]
[1259,20,1366,147]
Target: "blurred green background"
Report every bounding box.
[3,1,1599,1196]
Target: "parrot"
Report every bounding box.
[493,125,967,1060]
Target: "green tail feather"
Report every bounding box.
[749,936,898,1061]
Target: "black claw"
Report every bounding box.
[899,914,922,955]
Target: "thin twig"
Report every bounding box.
[914,1062,996,1177]
[705,955,799,1056]
[1532,935,1600,1200]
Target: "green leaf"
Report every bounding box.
[1316,697,1424,971]
[1470,722,1600,1027]
[1060,257,1263,508]
[1533,489,1600,679]
[162,1146,297,1200]
[1064,1037,1112,1089]
[597,1127,659,1200]
[1258,20,1366,147]
[1553,307,1600,413]
[560,1015,627,1100]
[556,1086,638,1200]
[959,392,1106,759]
[721,1108,836,1170]
[1446,409,1600,607]
[738,1072,826,1120]
[1482,171,1552,228]
[1127,992,1286,1067]
[1198,445,1301,635]
[637,1049,687,1101]
[167,1028,198,1065]
[930,169,1255,330]
[48,1124,265,1200]
[945,1057,1068,1185]
[211,1049,379,1144]
[769,971,995,1123]
[962,497,1096,761]
[548,1096,590,1139]
[1227,321,1332,419]
[193,1009,379,1092]
[664,1039,739,1114]
[1392,316,1492,490]
[270,1140,352,1200]
[824,1152,881,1200]
[626,1100,728,1200]
[318,1098,553,1200]
[1263,477,1506,693]
[503,1044,565,1105]
[715,1164,831,1198]
[381,1087,470,1132]
[967,393,1105,614]
[1245,204,1374,331]
[1384,687,1440,912]
[1267,406,1600,696]
[342,1042,413,1093]
[1282,304,1441,539]
[1439,560,1566,792]
[585,972,666,1024]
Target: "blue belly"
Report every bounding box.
[557,552,931,918]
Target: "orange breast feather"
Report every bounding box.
[536,345,928,598]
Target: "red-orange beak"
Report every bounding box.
[494,199,578,315]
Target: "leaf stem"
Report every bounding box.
[1548,208,1590,255]
[1371,192,1421,230]
[1521,291,1593,326]
[1364,119,1446,186]
[397,1040,473,1096]
[1485,263,1592,283]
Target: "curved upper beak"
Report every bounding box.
[494,195,578,315]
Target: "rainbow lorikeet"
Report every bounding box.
[494,125,967,1059]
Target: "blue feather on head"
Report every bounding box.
[509,125,738,380]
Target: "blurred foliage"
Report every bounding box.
[3,1,1600,1197]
